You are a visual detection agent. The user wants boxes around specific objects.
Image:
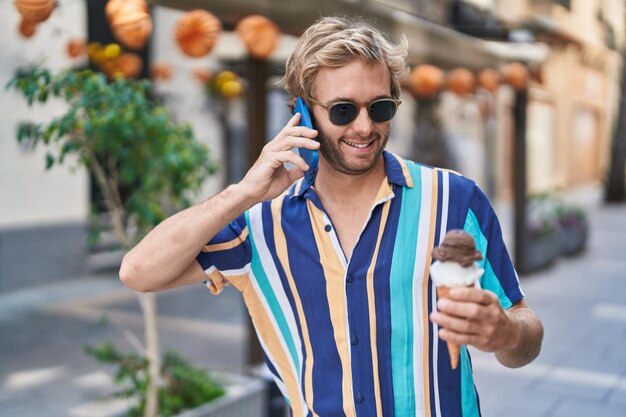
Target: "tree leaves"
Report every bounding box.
[7,66,217,245]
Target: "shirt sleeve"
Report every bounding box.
[195,213,252,294]
[463,184,524,309]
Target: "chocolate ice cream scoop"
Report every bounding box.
[432,230,483,267]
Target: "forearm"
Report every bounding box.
[495,306,544,368]
[119,183,256,292]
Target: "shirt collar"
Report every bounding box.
[290,150,413,199]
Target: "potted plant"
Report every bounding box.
[6,66,228,417]
[556,203,588,256]
[523,195,561,272]
[84,342,267,417]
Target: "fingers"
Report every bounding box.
[282,136,320,151]
[437,298,480,319]
[430,288,506,352]
[287,112,301,127]
[437,328,485,348]
[268,150,310,172]
[430,310,480,335]
[447,287,498,306]
[265,115,319,151]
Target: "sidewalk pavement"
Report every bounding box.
[1,196,625,417]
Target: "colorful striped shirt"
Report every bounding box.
[196,151,524,417]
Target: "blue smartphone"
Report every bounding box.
[293,97,318,185]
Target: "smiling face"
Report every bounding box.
[311,60,393,176]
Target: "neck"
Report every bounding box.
[313,155,386,205]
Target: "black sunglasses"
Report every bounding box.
[309,97,401,126]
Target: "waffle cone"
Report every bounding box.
[436,284,473,369]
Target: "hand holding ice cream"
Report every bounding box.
[430,230,484,369]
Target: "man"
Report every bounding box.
[120,16,543,417]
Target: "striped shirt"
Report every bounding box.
[196,151,524,417]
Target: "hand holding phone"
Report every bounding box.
[293,97,319,185]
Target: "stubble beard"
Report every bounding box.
[316,126,389,176]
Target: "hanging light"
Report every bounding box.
[192,68,213,84]
[150,63,173,81]
[13,0,55,24]
[477,68,500,93]
[174,10,221,58]
[105,0,152,50]
[18,18,37,38]
[67,38,87,58]
[235,15,280,60]
[116,53,143,79]
[447,68,475,96]
[409,64,444,98]
[502,62,529,91]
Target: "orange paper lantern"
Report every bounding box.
[105,0,148,22]
[192,68,213,84]
[477,68,500,93]
[18,18,37,38]
[447,68,475,96]
[67,38,87,58]
[117,53,143,79]
[502,62,529,91]
[106,0,152,50]
[175,10,221,58]
[14,0,55,24]
[409,64,444,98]
[151,63,172,81]
[99,60,117,79]
[235,15,280,59]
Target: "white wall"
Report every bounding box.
[0,1,89,229]
[151,6,300,197]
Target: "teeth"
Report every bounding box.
[345,141,370,148]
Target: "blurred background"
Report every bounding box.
[1,1,625,417]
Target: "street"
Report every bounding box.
[1,202,625,417]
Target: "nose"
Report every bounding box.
[351,106,373,136]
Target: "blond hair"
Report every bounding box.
[284,16,408,104]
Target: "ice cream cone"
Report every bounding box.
[436,284,474,369]
[430,230,485,370]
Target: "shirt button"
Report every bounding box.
[324,224,332,232]
[355,392,364,403]
[346,275,353,284]
[351,335,359,345]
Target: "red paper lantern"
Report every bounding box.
[117,53,143,79]
[18,18,37,38]
[150,63,172,81]
[447,68,475,96]
[235,15,280,59]
[502,62,529,91]
[67,38,87,58]
[175,10,221,58]
[478,68,500,93]
[14,0,55,24]
[106,0,152,50]
[409,65,444,98]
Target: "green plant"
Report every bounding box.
[6,66,218,245]
[526,195,559,237]
[85,342,225,417]
[6,66,219,417]
[556,204,587,229]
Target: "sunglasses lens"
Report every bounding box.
[370,100,398,123]
[329,103,358,126]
